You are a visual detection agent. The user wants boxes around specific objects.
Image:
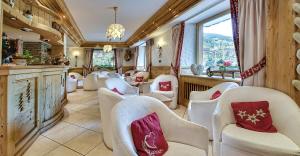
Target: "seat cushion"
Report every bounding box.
[222,124,300,155]
[152,90,174,98]
[165,142,206,156]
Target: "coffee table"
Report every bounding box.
[142,92,172,107]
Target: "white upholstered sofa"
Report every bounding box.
[105,78,139,96]
[98,88,125,149]
[111,96,209,156]
[187,82,239,140]
[150,74,178,109]
[213,86,300,156]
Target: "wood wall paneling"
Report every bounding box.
[265,0,300,106]
[150,66,171,79]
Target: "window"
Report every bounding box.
[137,43,146,71]
[92,49,115,68]
[200,13,239,74]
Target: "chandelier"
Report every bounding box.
[106,7,125,40]
[103,45,113,52]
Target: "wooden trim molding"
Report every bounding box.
[81,41,129,48]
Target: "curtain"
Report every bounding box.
[133,47,139,70]
[115,48,123,73]
[239,0,266,86]
[230,0,240,68]
[146,39,154,72]
[83,48,93,76]
[171,22,185,77]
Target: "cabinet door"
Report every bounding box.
[13,78,36,143]
[0,77,6,156]
[43,74,61,122]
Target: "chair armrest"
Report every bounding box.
[187,100,218,121]
[190,91,210,101]
[163,114,209,154]
[126,86,139,95]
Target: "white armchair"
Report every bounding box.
[98,88,125,149]
[111,96,209,156]
[66,76,77,93]
[150,75,178,109]
[105,78,139,96]
[213,86,300,156]
[187,82,239,140]
[83,73,98,91]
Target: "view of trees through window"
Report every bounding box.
[93,49,115,68]
[202,14,239,72]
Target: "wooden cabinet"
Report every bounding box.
[0,66,68,156]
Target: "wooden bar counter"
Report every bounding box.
[0,65,68,156]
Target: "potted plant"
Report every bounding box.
[13,50,33,65]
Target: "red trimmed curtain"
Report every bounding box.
[114,48,123,73]
[230,0,240,68]
[238,0,266,86]
[171,22,185,77]
[146,39,154,72]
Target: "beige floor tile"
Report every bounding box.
[86,143,113,156]
[173,105,187,117]
[45,146,82,156]
[23,136,60,156]
[64,113,102,133]
[64,130,103,155]
[42,122,86,144]
[64,103,91,112]
[77,104,101,117]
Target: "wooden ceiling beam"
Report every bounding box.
[80,42,129,48]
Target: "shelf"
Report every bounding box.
[2,2,63,45]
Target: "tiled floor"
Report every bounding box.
[24,89,211,156]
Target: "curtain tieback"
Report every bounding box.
[241,57,266,79]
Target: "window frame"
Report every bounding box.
[92,49,115,69]
[196,10,231,65]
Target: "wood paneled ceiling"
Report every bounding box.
[33,0,200,47]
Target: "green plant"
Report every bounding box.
[23,50,33,59]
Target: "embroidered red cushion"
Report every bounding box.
[210,90,222,100]
[131,112,168,156]
[111,88,124,95]
[231,101,277,133]
[136,76,144,82]
[159,81,172,91]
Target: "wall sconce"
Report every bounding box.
[157,39,165,63]
[73,51,79,67]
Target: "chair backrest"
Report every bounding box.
[207,82,239,96]
[105,78,130,94]
[69,72,83,80]
[214,86,300,146]
[98,88,125,148]
[111,96,177,156]
[151,74,178,91]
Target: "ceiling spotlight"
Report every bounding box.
[10,17,17,20]
[20,27,32,32]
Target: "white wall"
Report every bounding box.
[152,29,173,66]
[67,47,85,67]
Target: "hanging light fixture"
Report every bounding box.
[106,7,125,41]
[103,45,113,52]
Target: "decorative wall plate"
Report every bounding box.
[297,64,300,75]
[293,32,300,44]
[292,80,300,91]
[297,49,300,60]
[294,17,300,28]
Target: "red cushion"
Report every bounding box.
[159,81,172,91]
[136,76,144,82]
[111,88,124,95]
[70,75,76,79]
[231,101,277,133]
[210,90,222,100]
[131,113,168,156]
